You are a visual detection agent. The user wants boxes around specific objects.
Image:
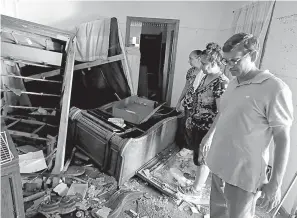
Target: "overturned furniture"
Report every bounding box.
[0,15,76,175]
[69,102,182,186]
[68,17,183,186]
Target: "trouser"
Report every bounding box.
[210,174,262,218]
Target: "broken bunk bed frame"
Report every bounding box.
[1,15,133,181]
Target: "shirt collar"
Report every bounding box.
[235,70,273,87]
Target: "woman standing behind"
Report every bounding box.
[176,50,204,151]
[180,43,229,200]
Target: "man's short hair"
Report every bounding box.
[222,33,260,53]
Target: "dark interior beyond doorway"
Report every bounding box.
[138,33,166,102]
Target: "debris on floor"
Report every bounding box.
[19,145,274,218]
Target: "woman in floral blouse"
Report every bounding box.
[176,50,204,150]
[180,43,229,199]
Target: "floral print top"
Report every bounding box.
[186,73,229,130]
[182,67,202,111]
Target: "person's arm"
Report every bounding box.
[201,79,228,148]
[200,100,221,152]
[259,125,291,212]
[259,85,294,212]
[270,126,291,189]
[176,80,191,110]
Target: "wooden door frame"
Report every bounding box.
[125,16,180,105]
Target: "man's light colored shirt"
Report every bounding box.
[206,70,294,193]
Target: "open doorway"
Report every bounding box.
[125,16,179,104]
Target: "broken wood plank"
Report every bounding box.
[6,119,21,128]
[74,54,124,71]
[23,191,47,203]
[1,89,61,97]
[1,15,73,41]
[2,29,63,52]
[118,27,135,95]
[1,57,54,68]
[1,42,63,66]
[6,105,58,111]
[62,147,77,172]
[52,37,76,178]
[8,130,49,141]
[3,116,57,128]
[25,54,124,81]
[21,172,87,183]
[32,124,46,134]
[1,74,62,83]
[23,68,62,82]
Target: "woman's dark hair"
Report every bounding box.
[202,42,224,66]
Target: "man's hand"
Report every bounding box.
[200,135,212,156]
[258,183,281,213]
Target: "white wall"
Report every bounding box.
[10,0,234,106]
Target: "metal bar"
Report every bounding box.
[8,130,49,141]
[73,54,124,71]
[25,54,125,81]
[24,69,61,81]
[1,89,60,97]
[6,119,21,128]
[1,74,62,83]
[6,105,58,111]
[1,57,53,68]
[3,116,57,128]
[32,124,46,134]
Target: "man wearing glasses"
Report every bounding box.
[200,33,294,217]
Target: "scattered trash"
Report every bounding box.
[143,193,151,199]
[143,169,151,178]
[178,148,193,157]
[190,206,199,214]
[92,206,111,218]
[24,180,42,192]
[178,201,190,211]
[67,183,88,199]
[19,150,47,173]
[17,145,40,153]
[169,167,191,187]
[65,165,86,176]
[53,182,68,196]
[108,118,126,128]
[75,210,85,218]
[125,209,138,217]
[23,190,47,202]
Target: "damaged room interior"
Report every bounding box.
[1,0,297,218]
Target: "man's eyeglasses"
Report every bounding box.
[223,51,251,66]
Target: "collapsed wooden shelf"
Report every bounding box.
[1,15,75,179]
[1,15,133,181]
